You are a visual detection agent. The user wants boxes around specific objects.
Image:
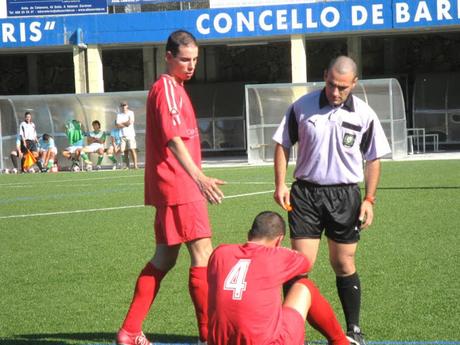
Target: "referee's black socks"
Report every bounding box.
[336,272,361,332]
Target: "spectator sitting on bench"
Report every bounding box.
[83,120,107,170]
[62,119,92,170]
[106,122,122,170]
[38,133,57,172]
[10,134,23,174]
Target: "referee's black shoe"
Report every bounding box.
[346,325,366,345]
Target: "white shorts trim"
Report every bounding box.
[65,145,83,154]
[39,147,58,154]
[84,143,105,152]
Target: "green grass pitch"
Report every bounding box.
[0,160,459,344]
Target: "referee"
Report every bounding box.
[273,55,391,345]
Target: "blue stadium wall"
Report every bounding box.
[1,0,460,48]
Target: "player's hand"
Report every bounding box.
[273,184,291,211]
[198,175,226,205]
[359,200,374,229]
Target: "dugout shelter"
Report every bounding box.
[0,92,147,170]
[246,78,406,163]
[2,0,460,156]
[0,82,247,170]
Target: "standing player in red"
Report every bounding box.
[207,211,354,345]
[117,30,225,345]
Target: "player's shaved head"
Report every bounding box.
[166,30,198,57]
[248,211,286,241]
[328,55,358,78]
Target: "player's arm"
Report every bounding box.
[87,135,96,144]
[167,136,225,204]
[360,158,381,229]
[94,133,105,144]
[19,125,27,147]
[16,137,23,157]
[119,114,133,126]
[274,143,291,210]
[34,127,38,143]
[115,117,128,128]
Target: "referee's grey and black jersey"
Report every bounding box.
[273,88,391,185]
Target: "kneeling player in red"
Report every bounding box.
[207,211,354,345]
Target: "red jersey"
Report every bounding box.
[144,74,204,206]
[207,243,311,345]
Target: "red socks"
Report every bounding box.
[189,266,208,342]
[121,264,208,341]
[298,278,349,345]
[121,262,167,333]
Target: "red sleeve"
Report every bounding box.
[274,247,311,283]
[153,77,188,146]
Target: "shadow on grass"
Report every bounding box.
[1,332,197,345]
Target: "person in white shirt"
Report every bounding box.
[19,112,39,157]
[19,111,43,171]
[116,101,138,169]
[273,56,391,345]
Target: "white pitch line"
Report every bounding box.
[0,205,144,219]
[225,190,274,199]
[0,190,274,220]
[0,173,143,187]
[0,177,272,189]
[227,181,273,185]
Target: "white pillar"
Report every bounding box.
[347,36,362,78]
[290,35,307,83]
[73,46,87,94]
[86,45,104,93]
[143,47,155,89]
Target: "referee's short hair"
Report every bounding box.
[248,211,286,241]
[328,55,358,78]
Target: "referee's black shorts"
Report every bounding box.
[288,180,362,244]
[21,139,38,153]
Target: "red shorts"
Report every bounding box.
[154,199,211,245]
[271,306,305,345]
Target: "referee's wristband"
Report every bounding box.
[364,195,376,205]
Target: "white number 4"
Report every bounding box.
[224,259,251,300]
